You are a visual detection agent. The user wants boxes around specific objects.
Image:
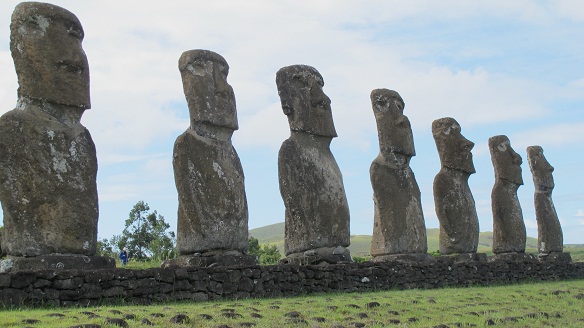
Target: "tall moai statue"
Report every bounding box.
[489,135,528,258]
[0,2,114,272]
[369,89,430,262]
[276,65,351,265]
[164,50,256,268]
[432,118,483,260]
[526,146,570,262]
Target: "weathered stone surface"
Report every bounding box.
[489,135,526,254]
[280,246,352,265]
[437,252,487,263]
[538,252,571,263]
[370,253,435,263]
[276,65,350,262]
[369,89,427,257]
[0,2,99,258]
[489,252,535,262]
[0,255,115,274]
[432,118,479,254]
[161,254,257,268]
[173,50,251,260]
[527,146,563,254]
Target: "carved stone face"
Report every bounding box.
[371,89,415,164]
[179,50,238,132]
[432,117,475,174]
[276,65,337,138]
[527,146,554,191]
[489,135,523,185]
[11,2,90,109]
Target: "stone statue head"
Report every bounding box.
[276,65,337,138]
[179,50,238,138]
[489,135,523,185]
[432,117,475,174]
[371,89,415,167]
[10,2,90,109]
[526,146,554,192]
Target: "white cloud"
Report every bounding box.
[511,122,584,150]
[575,210,584,226]
[552,0,584,22]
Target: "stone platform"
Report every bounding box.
[281,246,353,265]
[538,252,572,263]
[0,254,115,273]
[371,252,436,263]
[438,252,488,263]
[489,252,537,262]
[162,254,258,268]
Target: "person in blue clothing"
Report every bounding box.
[119,247,128,265]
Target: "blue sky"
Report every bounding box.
[1,1,583,245]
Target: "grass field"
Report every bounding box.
[1,279,583,327]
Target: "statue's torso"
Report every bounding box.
[370,157,427,255]
[534,192,563,253]
[0,108,98,256]
[491,181,526,254]
[173,130,248,255]
[278,137,350,255]
[433,169,479,254]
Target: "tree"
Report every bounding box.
[248,236,282,265]
[96,238,115,258]
[248,237,261,257]
[258,244,281,265]
[114,201,176,261]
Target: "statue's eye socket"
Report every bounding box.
[25,19,39,29]
[64,21,83,39]
[376,100,387,107]
[292,77,306,85]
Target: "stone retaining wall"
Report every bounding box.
[1,258,583,307]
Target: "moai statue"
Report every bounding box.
[276,65,351,265]
[369,89,431,262]
[489,135,529,260]
[432,118,484,261]
[527,146,570,262]
[163,50,256,268]
[0,2,114,272]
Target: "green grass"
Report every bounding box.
[1,279,583,327]
[119,259,164,270]
[565,245,584,262]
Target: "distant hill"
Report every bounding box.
[250,222,539,257]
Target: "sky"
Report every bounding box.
[0,1,583,245]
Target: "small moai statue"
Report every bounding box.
[0,2,114,272]
[276,65,351,265]
[526,146,570,262]
[432,117,484,261]
[489,135,530,260]
[163,50,256,268]
[369,89,431,262]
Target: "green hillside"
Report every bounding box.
[250,222,543,257]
